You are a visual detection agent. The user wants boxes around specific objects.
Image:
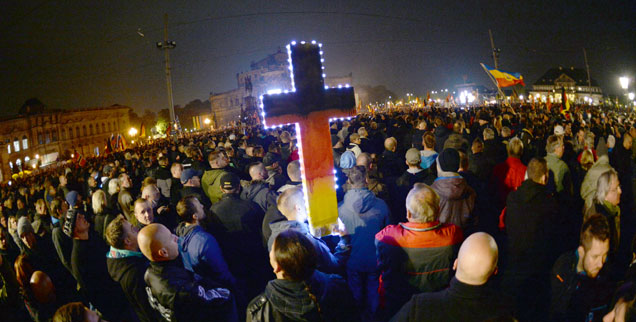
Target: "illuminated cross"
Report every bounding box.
[261,40,356,235]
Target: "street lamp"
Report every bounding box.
[204,118,211,125]
[128,127,138,137]
[620,76,629,90]
[629,93,635,101]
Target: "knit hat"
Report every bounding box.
[405,148,421,164]
[220,173,240,190]
[17,217,34,237]
[180,168,202,184]
[438,148,460,172]
[65,191,79,208]
[340,151,356,169]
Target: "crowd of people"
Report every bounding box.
[1,103,636,322]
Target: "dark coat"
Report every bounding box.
[390,278,514,322]
[71,234,131,321]
[378,150,406,179]
[550,250,614,322]
[107,249,157,322]
[241,182,277,213]
[210,194,271,299]
[246,271,358,322]
[144,258,237,322]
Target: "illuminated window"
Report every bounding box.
[22,136,28,149]
[7,144,11,154]
[9,161,12,168]
[45,132,50,144]
[25,156,30,162]
[13,139,20,152]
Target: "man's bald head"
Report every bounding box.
[138,223,179,262]
[30,271,56,304]
[454,232,498,285]
[384,137,397,152]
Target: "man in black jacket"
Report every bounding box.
[241,162,277,213]
[210,172,271,301]
[550,214,614,322]
[502,158,560,321]
[179,168,210,210]
[138,223,238,322]
[105,215,157,322]
[64,207,132,321]
[391,232,513,321]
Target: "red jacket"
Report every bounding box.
[491,157,527,209]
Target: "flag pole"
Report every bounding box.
[481,63,506,104]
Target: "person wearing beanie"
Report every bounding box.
[178,168,210,210]
[431,148,476,230]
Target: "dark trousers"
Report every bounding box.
[347,268,380,321]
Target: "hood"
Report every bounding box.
[242,182,269,199]
[264,279,319,321]
[343,188,377,213]
[175,223,199,252]
[433,176,471,200]
[268,220,308,250]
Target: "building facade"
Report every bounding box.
[0,105,130,181]
[529,66,603,105]
[210,48,353,127]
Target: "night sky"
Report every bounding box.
[1,0,634,115]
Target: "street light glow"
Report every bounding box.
[204,118,211,125]
[629,93,635,101]
[620,76,629,90]
[129,127,138,136]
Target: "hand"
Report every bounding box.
[157,206,168,214]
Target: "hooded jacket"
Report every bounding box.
[246,271,356,322]
[268,220,349,276]
[491,157,527,209]
[338,188,390,272]
[175,223,236,289]
[106,247,157,322]
[241,181,277,213]
[431,176,476,230]
[201,168,228,205]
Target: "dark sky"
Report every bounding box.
[1,0,634,115]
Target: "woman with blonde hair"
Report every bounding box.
[92,190,117,240]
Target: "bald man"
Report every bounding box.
[139,223,238,322]
[391,233,513,322]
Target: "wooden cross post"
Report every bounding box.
[261,41,355,235]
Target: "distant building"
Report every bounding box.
[0,104,130,181]
[210,48,353,127]
[529,66,603,105]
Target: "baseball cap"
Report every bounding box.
[405,148,421,164]
[220,172,240,190]
[181,168,202,184]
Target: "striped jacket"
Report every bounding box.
[375,221,463,317]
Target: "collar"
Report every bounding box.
[107,246,144,259]
[400,221,442,232]
[407,168,423,174]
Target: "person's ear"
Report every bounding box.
[158,247,169,259]
[541,174,548,185]
[453,258,458,271]
[493,266,499,276]
[406,209,412,221]
[577,245,585,259]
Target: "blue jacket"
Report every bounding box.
[338,188,390,272]
[176,223,236,289]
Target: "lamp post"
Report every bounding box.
[128,128,138,145]
[620,77,630,108]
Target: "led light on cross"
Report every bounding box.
[260,40,356,236]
